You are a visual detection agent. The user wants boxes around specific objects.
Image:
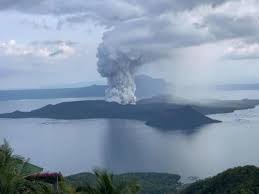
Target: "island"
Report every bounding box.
[0,100,220,130]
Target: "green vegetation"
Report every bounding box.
[0,139,51,193]
[67,172,181,194]
[119,173,181,194]
[182,166,259,194]
[15,160,43,176]
[0,139,78,194]
[75,169,140,194]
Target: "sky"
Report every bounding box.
[0,0,259,90]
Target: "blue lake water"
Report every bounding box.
[0,91,259,182]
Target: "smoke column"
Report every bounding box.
[97,43,142,105]
[96,16,176,105]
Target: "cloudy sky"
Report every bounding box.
[0,0,259,90]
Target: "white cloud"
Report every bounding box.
[225,41,259,60]
[0,40,76,58]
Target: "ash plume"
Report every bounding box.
[94,1,232,105]
[97,43,142,104]
[96,18,171,105]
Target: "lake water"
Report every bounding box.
[1,91,259,182]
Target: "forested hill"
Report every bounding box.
[182,166,259,194]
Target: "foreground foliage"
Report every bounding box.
[67,172,181,194]
[0,140,52,194]
[75,169,140,194]
[182,165,259,194]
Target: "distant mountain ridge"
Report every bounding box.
[217,83,259,90]
[138,95,259,114]
[0,75,170,101]
[0,85,106,101]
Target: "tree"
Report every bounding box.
[76,169,140,194]
[0,139,51,194]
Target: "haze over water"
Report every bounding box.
[0,90,259,182]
